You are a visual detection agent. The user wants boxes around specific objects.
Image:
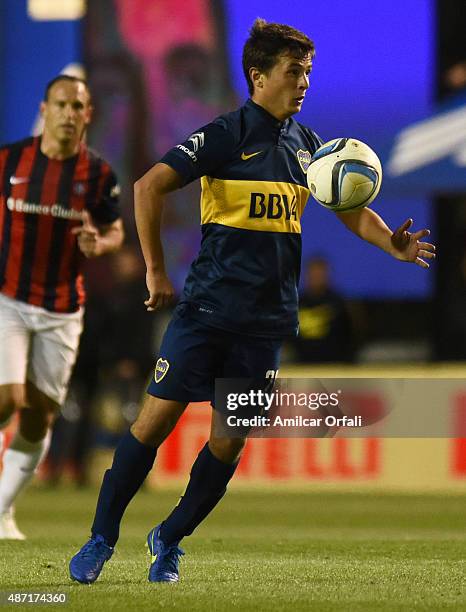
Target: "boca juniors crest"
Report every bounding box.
[297,149,312,173]
[154,358,170,383]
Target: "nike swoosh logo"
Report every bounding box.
[241,151,262,161]
[10,176,29,185]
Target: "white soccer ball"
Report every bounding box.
[306,138,382,212]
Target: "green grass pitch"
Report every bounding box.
[0,487,465,611]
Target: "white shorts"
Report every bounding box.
[0,293,84,405]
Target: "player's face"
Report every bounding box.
[41,81,92,146]
[253,53,312,120]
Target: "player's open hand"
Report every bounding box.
[390,218,436,268]
[145,270,175,311]
[72,211,102,258]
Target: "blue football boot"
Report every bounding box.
[147,524,184,583]
[69,535,114,584]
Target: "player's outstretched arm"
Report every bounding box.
[134,162,184,311]
[71,211,124,258]
[336,208,436,268]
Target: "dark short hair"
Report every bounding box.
[242,18,315,95]
[44,75,91,101]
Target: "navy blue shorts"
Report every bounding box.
[147,304,282,403]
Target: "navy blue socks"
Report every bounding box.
[91,435,238,548]
[159,443,238,545]
[92,430,156,546]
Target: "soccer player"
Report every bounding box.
[70,19,435,584]
[0,75,124,539]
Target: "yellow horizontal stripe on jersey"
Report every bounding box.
[200,177,310,234]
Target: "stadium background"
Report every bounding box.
[0,0,465,492]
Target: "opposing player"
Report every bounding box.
[70,19,435,583]
[0,76,124,539]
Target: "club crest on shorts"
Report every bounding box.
[297,149,312,173]
[154,358,170,383]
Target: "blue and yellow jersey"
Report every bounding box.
[161,99,323,338]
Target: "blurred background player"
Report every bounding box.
[43,245,154,486]
[69,18,435,585]
[0,75,124,539]
[294,256,354,363]
[434,0,466,361]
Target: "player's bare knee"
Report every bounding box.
[132,414,177,448]
[209,437,247,464]
[131,395,186,448]
[18,418,49,443]
[19,407,55,442]
[0,385,26,421]
[25,381,59,413]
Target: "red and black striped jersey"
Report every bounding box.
[0,136,120,313]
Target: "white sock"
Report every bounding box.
[0,430,51,514]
